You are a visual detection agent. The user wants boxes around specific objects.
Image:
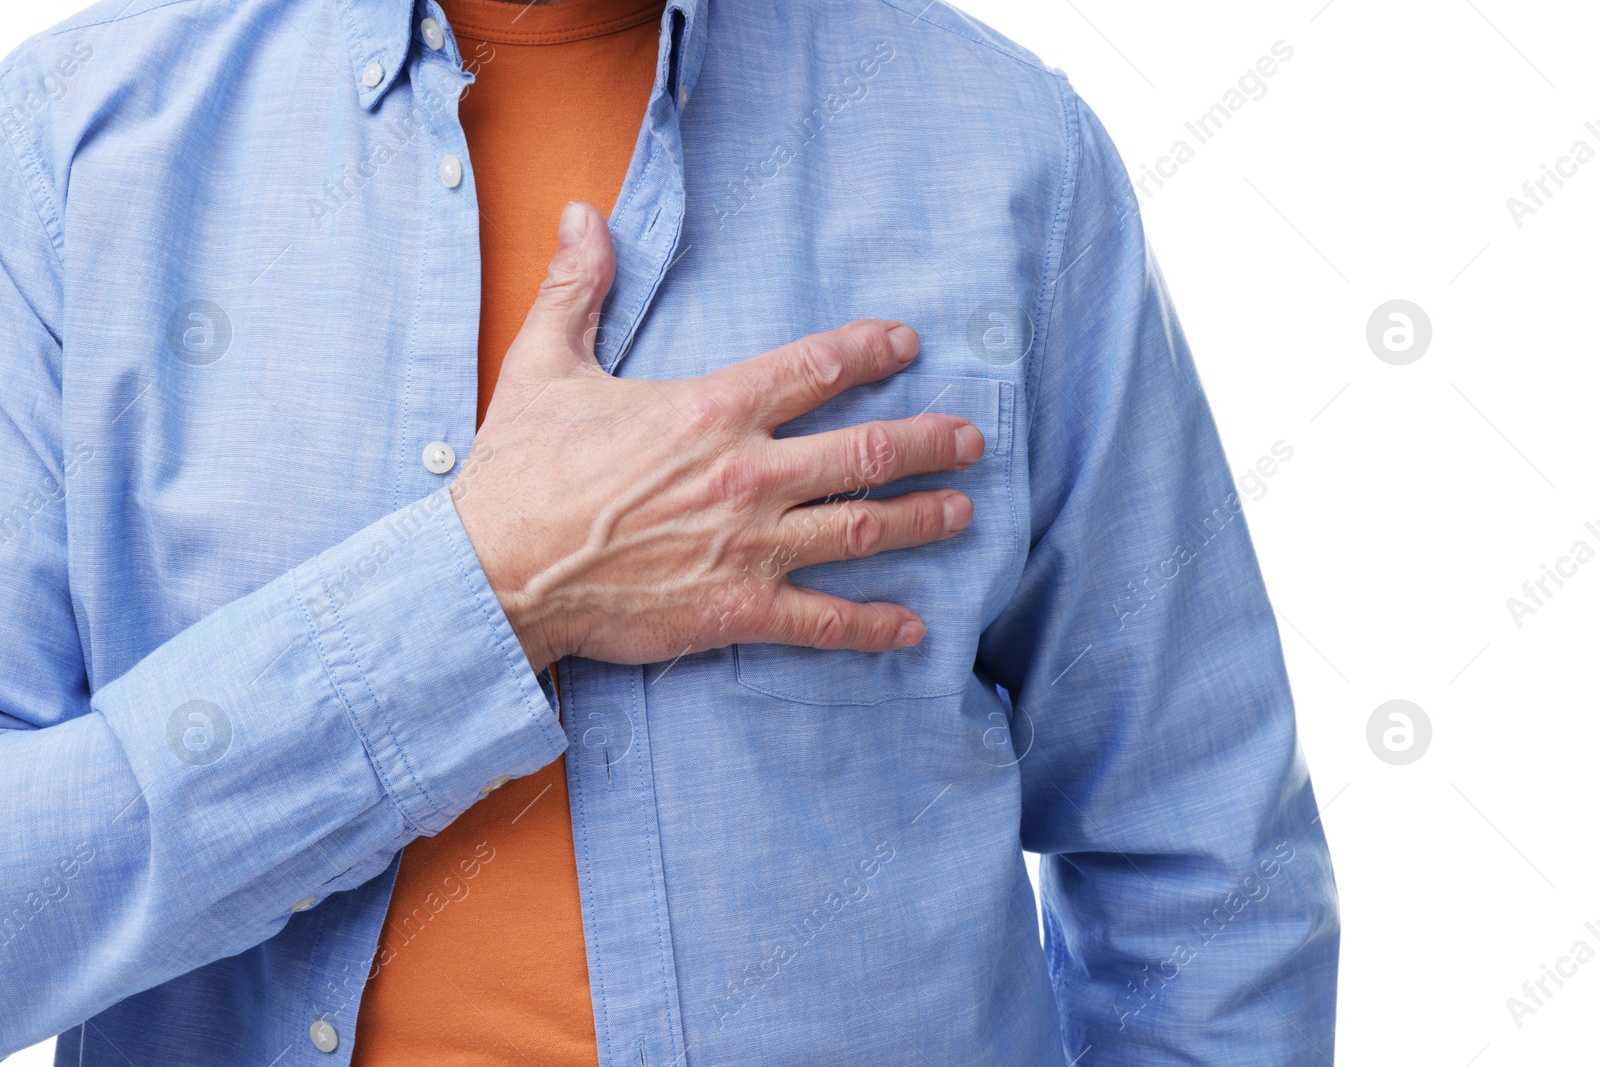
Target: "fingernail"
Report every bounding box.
[943,494,972,532]
[558,202,588,248]
[955,424,984,465]
[887,324,919,363]
[897,619,925,647]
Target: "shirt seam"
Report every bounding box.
[312,556,447,826]
[0,106,66,267]
[567,677,614,1059]
[867,0,1056,76]
[394,84,432,513]
[0,0,314,266]
[290,557,445,835]
[290,563,426,831]
[1025,73,1085,440]
[324,559,451,825]
[0,0,205,55]
[600,128,677,370]
[334,0,376,97]
[999,380,1021,588]
[633,674,685,1058]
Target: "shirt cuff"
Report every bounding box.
[294,487,565,835]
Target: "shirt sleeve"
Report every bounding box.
[0,134,566,1053]
[977,84,1340,1065]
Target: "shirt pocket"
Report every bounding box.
[734,373,1017,706]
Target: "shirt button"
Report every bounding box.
[420,17,444,49]
[439,154,463,188]
[362,60,383,88]
[481,774,510,795]
[292,896,318,912]
[678,85,689,109]
[309,1020,339,1053]
[422,440,456,474]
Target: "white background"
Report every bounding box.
[4,1,1596,1064]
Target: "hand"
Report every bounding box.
[452,201,983,669]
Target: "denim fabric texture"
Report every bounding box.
[0,0,1338,1063]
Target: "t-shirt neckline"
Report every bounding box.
[438,0,665,45]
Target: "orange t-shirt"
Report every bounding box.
[350,2,663,1064]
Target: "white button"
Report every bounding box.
[362,60,384,88]
[422,440,456,474]
[481,774,510,795]
[678,85,689,109]
[439,154,462,188]
[292,896,318,912]
[420,17,444,49]
[309,1020,339,1053]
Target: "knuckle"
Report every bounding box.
[840,506,884,558]
[911,421,954,474]
[847,321,894,366]
[704,454,767,511]
[682,383,737,434]
[759,535,798,577]
[810,603,850,650]
[793,339,845,400]
[938,417,968,463]
[534,260,584,309]
[851,424,898,487]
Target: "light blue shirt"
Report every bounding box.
[0,0,1339,1063]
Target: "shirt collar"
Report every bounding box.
[333,0,415,110]
[333,0,708,113]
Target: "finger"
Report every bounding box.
[759,581,926,652]
[774,414,984,503]
[774,491,972,571]
[709,319,920,429]
[497,201,617,387]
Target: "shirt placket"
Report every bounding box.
[557,83,696,1067]
[299,3,706,1063]
[558,8,706,1063]
[389,7,483,512]
[297,8,486,1063]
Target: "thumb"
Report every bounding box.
[505,201,617,379]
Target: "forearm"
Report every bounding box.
[0,488,563,1052]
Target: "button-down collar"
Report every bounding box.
[332,0,413,109]
[332,0,707,113]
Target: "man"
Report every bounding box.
[0,0,1339,1064]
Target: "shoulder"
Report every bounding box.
[726,0,1080,134]
[0,0,329,236]
[709,0,1088,211]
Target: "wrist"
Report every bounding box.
[451,480,565,668]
